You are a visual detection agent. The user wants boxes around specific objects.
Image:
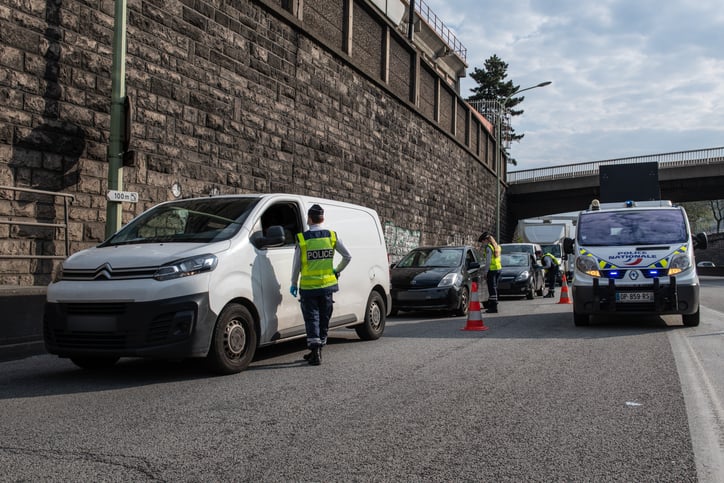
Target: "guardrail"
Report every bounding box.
[507,147,724,184]
[0,185,75,260]
[413,0,467,61]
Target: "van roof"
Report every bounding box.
[586,199,673,212]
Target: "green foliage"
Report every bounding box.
[466,54,526,155]
[681,200,724,233]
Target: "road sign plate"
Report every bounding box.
[107,190,138,203]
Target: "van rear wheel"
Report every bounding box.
[355,291,386,340]
[206,304,257,374]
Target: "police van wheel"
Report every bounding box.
[207,304,257,374]
[355,291,386,340]
[70,356,119,370]
[573,310,590,326]
[682,308,700,327]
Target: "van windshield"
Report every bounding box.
[102,197,260,246]
[578,209,688,246]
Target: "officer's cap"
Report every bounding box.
[478,231,491,242]
[308,204,324,217]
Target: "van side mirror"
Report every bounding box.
[257,225,286,248]
[563,237,575,255]
[693,232,708,250]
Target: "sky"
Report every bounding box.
[423,0,724,171]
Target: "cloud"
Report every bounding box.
[422,0,724,169]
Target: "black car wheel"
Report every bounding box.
[454,286,470,316]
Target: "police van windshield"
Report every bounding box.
[102,197,260,246]
[578,209,688,246]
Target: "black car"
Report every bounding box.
[498,252,545,299]
[390,246,482,316]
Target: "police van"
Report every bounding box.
[44,194,392,373]
[563,199,708,327]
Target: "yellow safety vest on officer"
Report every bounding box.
[297,230,339,291]
[487,243,502,271]
[542,252,560,268]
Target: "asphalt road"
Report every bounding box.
[1,279,722,482]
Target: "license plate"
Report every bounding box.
[616,292,654,303]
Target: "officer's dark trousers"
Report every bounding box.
[486,270,501,309]
[300,291,334,349]
[546,266,559,292]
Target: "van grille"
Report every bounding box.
[62,264,158,281]
[44,307,182,349]
[66,303,128,315]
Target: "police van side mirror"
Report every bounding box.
[257,225,286,248]
[693,232,708,250]
[563,237,575,255]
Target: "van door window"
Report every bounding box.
[250,202,302,247]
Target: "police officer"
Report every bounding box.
[478,231,502,313]
[537,249,560,298]
[290,204,351,366]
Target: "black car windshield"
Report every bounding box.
[501,253,529,267]
[397,248,463,268]
[102,197,260,246]
[578,208,688,246]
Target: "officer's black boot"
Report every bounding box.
[308,347,321,366]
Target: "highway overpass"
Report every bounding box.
[506,147,724,222]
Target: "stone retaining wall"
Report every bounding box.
[0,0,503,285]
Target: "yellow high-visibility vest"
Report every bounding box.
[297,230,338,290]
[488,243,502,270]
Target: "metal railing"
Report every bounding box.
[412,0,467,61]
[0,186,75,259]
[507,147,724,184]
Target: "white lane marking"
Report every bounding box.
[669,308,724,483]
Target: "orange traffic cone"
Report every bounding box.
[558,272,572,304]
[462,281,489,331]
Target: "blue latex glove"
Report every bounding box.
[290,285,298,297]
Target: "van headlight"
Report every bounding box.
[154,254,218,281]
[576,256,600,277]
[438,272,462,287]
[668,253,691,275]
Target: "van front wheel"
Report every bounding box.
[355,291,386,340]
[682,308,700,327]
[573,310,590,326]
[206,304,257,374]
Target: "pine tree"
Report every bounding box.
[466,55,526,159]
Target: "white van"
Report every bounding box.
[563,199,708,327]
[44,194,391,373]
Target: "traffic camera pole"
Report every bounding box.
[105,0,128,238]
